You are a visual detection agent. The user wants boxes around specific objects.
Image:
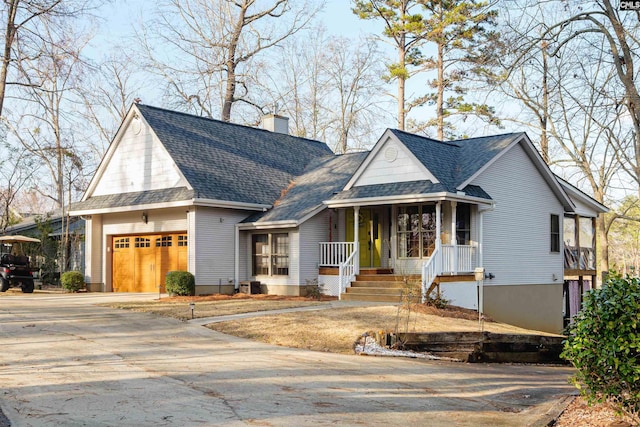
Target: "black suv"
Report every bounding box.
[0,253,35,293]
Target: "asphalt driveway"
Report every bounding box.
[0,293,575,426]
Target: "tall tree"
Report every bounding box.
[419,0,499,140]
[542,0,640,195]
[0,0,99,118]
[353,0,427,131]
[258,30,387,152]
[139,0,318,123]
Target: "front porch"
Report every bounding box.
[319,240,479,302]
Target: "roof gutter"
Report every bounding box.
[324,192,493,209]
[70,198,271,217]
[237,220,299,230]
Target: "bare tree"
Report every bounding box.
[138,0,319,123]
[80,53,145,157]
[498,1,629,274]
[540,0,640,194]
[259,30,387,152]
[0,144,36,233]
[0,0,101,118]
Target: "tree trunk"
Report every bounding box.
[0,0,19,117]
[398,34,406,131]
[436,41,444,140]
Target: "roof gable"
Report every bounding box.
[136,105,333,206]
[344,130,439,191]
[89,107,188,198]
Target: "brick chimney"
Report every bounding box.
[261,114,289,134]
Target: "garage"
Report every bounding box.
[112,233,188,292]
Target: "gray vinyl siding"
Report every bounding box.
[470,143,564,286]
[299,211,331,283]
[193,207,251,286]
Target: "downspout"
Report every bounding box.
[234,223,240,291]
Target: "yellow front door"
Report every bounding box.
[346,208,381,268]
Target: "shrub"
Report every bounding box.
[165,271,195,296]
[561,271,640,423]
[305,278,325,300]
[60,271,85,292]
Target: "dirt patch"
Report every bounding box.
[554,396,636,427]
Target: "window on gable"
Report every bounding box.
[551,214,560,253]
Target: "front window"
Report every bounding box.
[397,205,437,258]
[252,233,289,276]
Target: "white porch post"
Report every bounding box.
[353,206,360,275]
[451,201,458,274]
[478,209,484,269]
[435,202,441,245]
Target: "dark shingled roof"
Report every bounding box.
[244,152,367,223]
[139,105,332,206]
[72,187,194,211]
[389,129,523,193]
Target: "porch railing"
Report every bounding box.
[421,240,442,303]
[338,244,359,299]
[441,244,477,274]
[319,242,356,267]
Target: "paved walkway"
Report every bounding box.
[0,293,575,426]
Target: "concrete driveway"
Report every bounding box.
[0,293,575,426]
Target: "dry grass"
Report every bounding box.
[207,304,558,354]
[103,293,330,320]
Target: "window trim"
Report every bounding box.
[550,214,560,253]
[252,232,289,277]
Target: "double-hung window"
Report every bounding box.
[252,233,289,276]
[550,214,560,253]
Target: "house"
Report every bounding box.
[3,212,85,275]
[70,104,607,334]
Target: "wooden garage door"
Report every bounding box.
[112,233,188,293]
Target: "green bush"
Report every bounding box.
[165,271,195,296]
[60,271,85,292]
[561,271,640,423]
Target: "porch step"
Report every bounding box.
[340,292,404,303]
[350,281,406,288]
[345,286,407,295]
[355,274,421,282]
[358,268,394,275]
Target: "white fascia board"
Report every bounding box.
[237,220,298,230]
[557,177,609,214]
[70,198,271,217]
[69,199,194,216]
[324,192,493,208]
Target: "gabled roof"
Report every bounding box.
[72,105,334,213]
[242,152,367,226]
[136,105,333,206]
[556,176,609,215]
[392,129,524,192]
